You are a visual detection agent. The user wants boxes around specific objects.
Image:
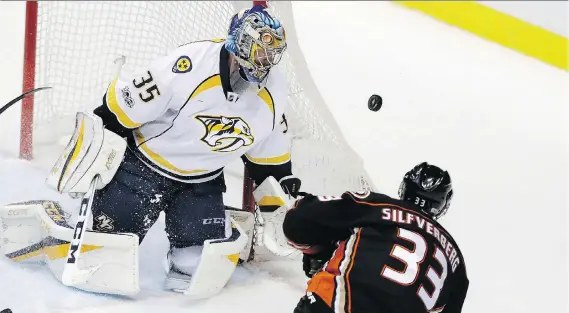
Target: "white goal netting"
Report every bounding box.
[28,1,375,196]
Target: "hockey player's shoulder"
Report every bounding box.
[265,65,286,83]
[261,68,288,114]
[264,67,287,94]
[177,38,226,53]
[343,190,398,205]
[164,38,225,74]
[306,190,394,206]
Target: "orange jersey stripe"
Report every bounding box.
[326,240,347,275]
[307,240,348,307]
[345,228,362,313]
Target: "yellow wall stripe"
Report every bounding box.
[396,1,568,70]
[107,79,143,128]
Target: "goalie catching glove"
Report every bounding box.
[278,175,302,199]
[252,175,304,257]
[256,175,302,213]
[302,244,336,278]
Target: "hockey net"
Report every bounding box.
[20,1,376,210]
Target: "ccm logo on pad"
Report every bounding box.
[202,218,225,225]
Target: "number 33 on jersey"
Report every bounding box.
[103,40,291,182]
[287,192,469,313]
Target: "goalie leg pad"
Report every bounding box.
[165,217,247,299]
[0,201,139,295]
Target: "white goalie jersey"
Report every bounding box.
[103,39,291,182]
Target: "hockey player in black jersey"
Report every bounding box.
[284,162,469,313]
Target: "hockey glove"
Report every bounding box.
[302,244,337,278]
[279,175,302,198]
[303,253,325,278]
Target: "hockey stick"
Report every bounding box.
[0,87,51,116]
[61,56,126,285]
[61,175,101,286]
[61,55,126,286]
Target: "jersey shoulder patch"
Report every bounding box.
[164,40,221,79]
[345,191,403,208]
[317,195,343,202]
[172,55,193,74]
[315,189,372,203]
[346,189,372,200]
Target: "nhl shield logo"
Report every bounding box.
[195,115,254,152]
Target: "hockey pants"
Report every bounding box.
[91,148,227,248]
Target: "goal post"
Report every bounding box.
[19,1,376,214]
[20,1,38,160]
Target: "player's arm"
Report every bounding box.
[444,271,469,313]
[243,80,301,197]
[283,192,385,251]
[242,113,293,178]
[93,51,179,137]
[241,121,292,184]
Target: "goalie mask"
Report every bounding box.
[225,5,287,84]
[398,162,454,220]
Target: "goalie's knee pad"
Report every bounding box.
[164,217,248,299]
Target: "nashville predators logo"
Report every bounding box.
[195,115,254,152]
[172,55,192,73]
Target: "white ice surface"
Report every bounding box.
[0,157,305,313]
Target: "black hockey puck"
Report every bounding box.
[368,94,382,112]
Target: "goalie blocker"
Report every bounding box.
[0,112,248,297]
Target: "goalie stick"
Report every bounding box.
[61,175,102,286]
[0,87,51,116]
[60,56,125,284]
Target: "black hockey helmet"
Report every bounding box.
[398,162,453,220]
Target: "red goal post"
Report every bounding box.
[19,1,375,215]
[20,1,38,161]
